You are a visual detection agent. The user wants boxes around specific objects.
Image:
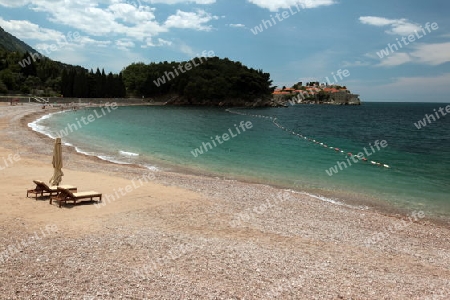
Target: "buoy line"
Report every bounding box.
[226,108,390,169]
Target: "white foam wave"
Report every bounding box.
[144,165,159,171]
[119,150,139,156]
[288,189,369,210]
[28,111,64,140]
[97,155,133,165]
[28,111,160,171]
[75,147,99,157]
[74,148,160,171]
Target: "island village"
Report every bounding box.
[273,81,361,106]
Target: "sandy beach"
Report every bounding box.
[0,103,449,299]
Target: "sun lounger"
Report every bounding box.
[50,187,102,208]
[27,180,77,200]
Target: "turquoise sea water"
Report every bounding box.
[32,102,450,220]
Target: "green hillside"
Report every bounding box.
[0,27,272,106]
[0,27,126,97]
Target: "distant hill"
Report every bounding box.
[0,27,272,105]
[0,27,126,97]
[0,26,37,53]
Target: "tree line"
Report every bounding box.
[1,49,273,102]
[60,68,126,98]
[0,50,126,97]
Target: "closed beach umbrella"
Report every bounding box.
[49,138,63,186]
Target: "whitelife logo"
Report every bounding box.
[95,173,155,208]
[56,103,118,138]
[250,3,305,35]
[414,104,450,129]
[325,140,388,176]
[18,31,81,68]
[153,50,215,87]
[325,69,350,85]
[0,224,58,265]
[191,121,253,157]
[376,22,439,59]
[0,153,20,171]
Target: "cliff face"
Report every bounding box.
[348,96,361,105]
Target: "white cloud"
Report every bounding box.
[247,0,335,12]
[228,24,245,28]
[48,2,166,39]
[34,36,114,68]
[0,0,30,7]
[12,0,162,40]
[359,16,394,27]
[147,0,215,3]
[359,16,422,35]
[363,52,380,60]
[80,37,112,48]
[157,38,172,46]
[0,0,220,64]
[410,42,450,65]
[341,60,371,68]
[36,36,111,55]
[142,37,172,47]
[376,43,450,67]
[372,73,450,101]
[0,18,65,42]
[178,43,195,56]
[384,73,450,89]
[115,39,136,50]
[164,9,218,31]
[0,0,216,8]
[1,0,218,45]
[377,52,411,67]
[349,73,450,102]
[107,3,157,24]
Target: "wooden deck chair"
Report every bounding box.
[27,180,77,200]
[50,187,102,208]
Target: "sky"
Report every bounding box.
[0,0,449,102]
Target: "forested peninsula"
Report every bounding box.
[121,57,273,106]
[1,26,274,107]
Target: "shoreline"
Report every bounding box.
[24,108,378,212]
[1,103,450,298]
[25,103,450,225]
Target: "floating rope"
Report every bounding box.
[226,108,390,168]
